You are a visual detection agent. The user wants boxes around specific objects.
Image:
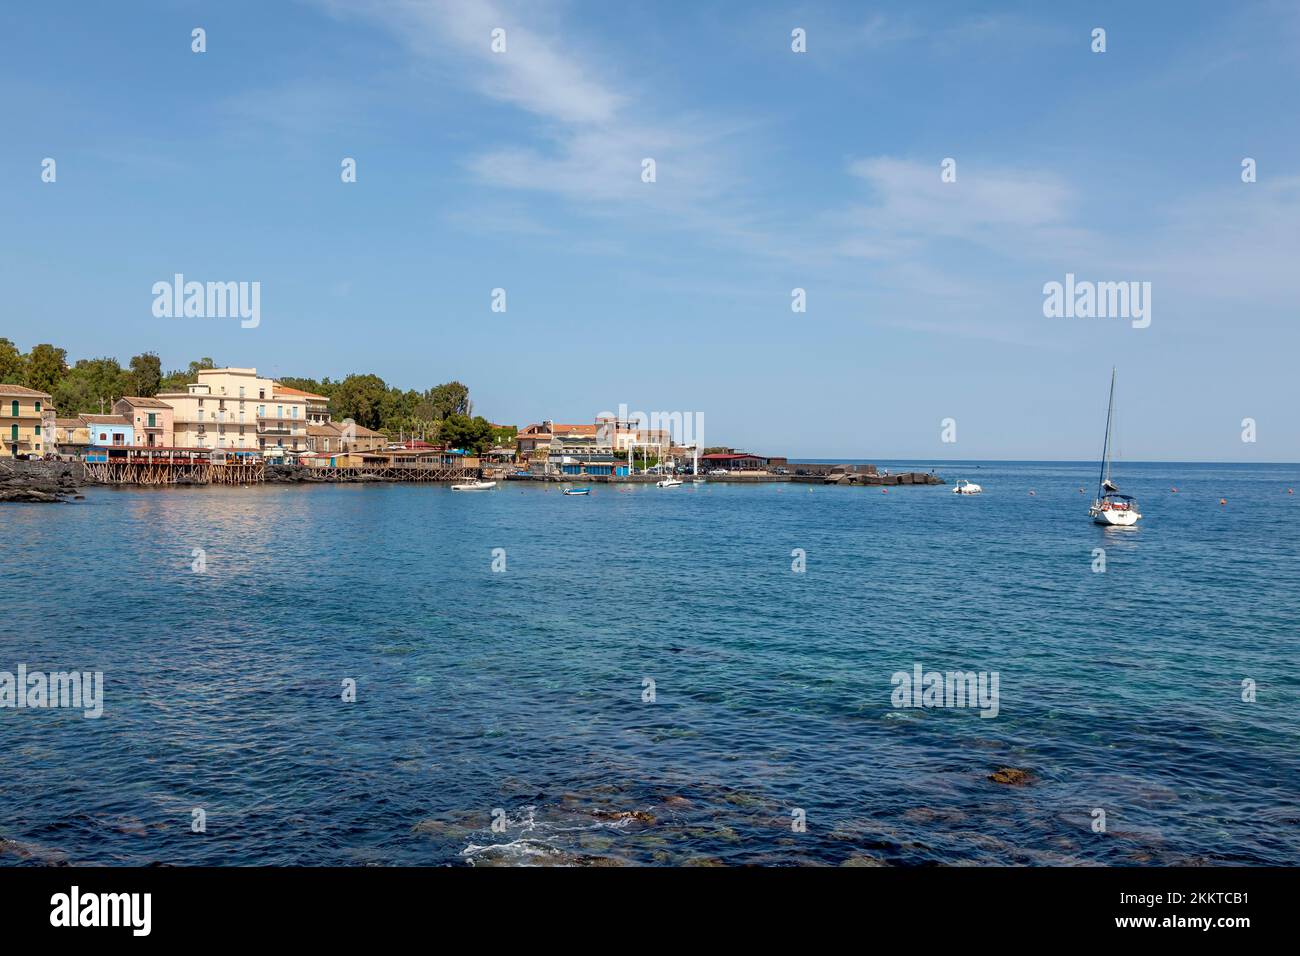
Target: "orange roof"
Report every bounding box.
[273,384,329,400]
[553,424,597,435]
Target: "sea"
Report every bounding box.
[1,460,1297,866]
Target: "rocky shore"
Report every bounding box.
[0,460,83,503]
[263,464,391,484]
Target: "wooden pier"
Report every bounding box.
[81,446,480,486]
[302,465,478,482]
[83,448,247,486]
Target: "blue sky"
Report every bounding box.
[2,0,1298,460]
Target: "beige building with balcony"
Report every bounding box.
[113,396,175,447]
[1,384,51,457]
[157,367,308,454]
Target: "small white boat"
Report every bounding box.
[952,479,982,495]
[451,480,496,491]
[1089,368,1141,527]
[692,478,706,485]
[656,477,683,488]
[563,487,590,496]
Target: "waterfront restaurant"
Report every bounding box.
[550,452,630,477]
[698,451,771,472]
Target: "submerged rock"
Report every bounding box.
[988,767,1034,786]
[590,809,655,824]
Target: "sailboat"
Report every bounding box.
[1089,368,1141,527]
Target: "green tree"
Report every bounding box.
[439,413,494,453]
[426,381,470,420]
[159,357,216,393]
[331,374,389,430]
[23,343,67,395]
[278,376,336,399]
[53,358,130,414]
[0,338,23,383]
[127,352,162,397]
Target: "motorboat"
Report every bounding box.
[451,480,496,491]
[952,479,982,495]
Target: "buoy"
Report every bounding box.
[1171,487,1177,493]
[881,489,888,494]
[1029,490,1036,496]
[1219,498,1227,506]
[1289,488,1294,495]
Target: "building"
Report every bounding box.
[157,368,307,454]
[698,451,770,472]
[307,420,387,454]
[113,397,175,448]
[82,414,134,448]
[52,418,90,457]
[300,451,365,469]
[1,384,52,457]
[516,422,554,455]
[274,384,330,424]
[594,416,673,454]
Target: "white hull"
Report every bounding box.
[657,479,683,488]
[1090,503,1140,526]
[452,481,496,491]
[952,480,982,495]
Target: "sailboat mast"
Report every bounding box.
[1098,367,1116,496]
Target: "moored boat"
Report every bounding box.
[452,480,496,491]
[1089,368,1141,527]
[952,479,982,495]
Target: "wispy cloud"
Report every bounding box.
[840,156,1083,259]
[313,0,739,206]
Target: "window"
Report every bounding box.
[9,401,17,417]
[35,425,41,436]
[34,401,41,413]
[147,413,156,427]
[9,424,16,441]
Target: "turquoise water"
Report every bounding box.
[1,461,1297,866]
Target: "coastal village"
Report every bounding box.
[1,366,941,495]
